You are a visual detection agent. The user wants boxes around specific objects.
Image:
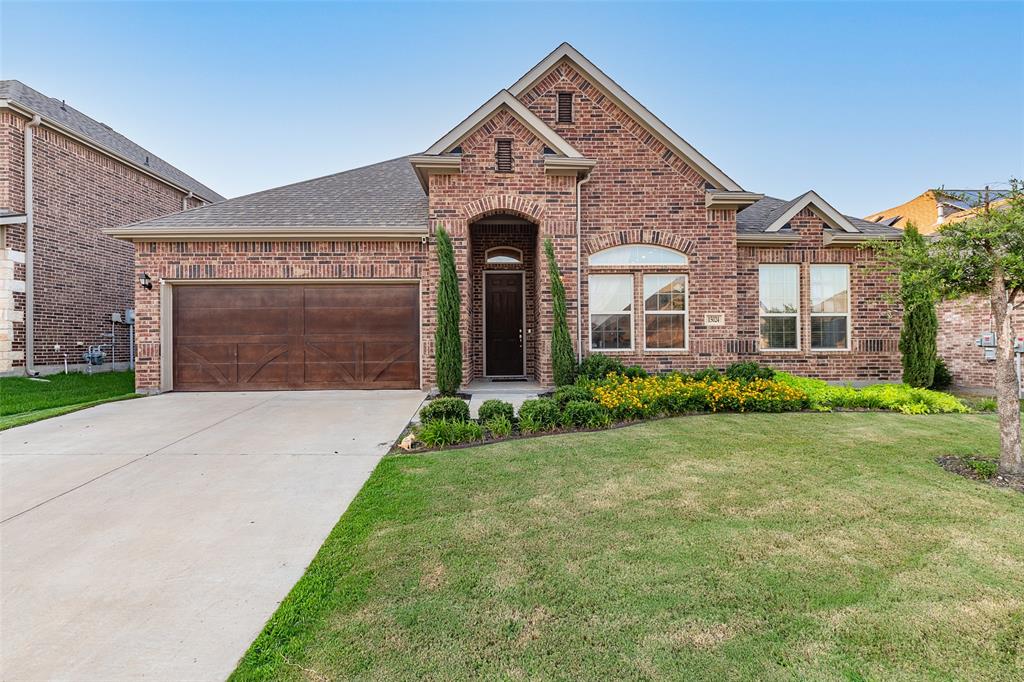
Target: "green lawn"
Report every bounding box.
[232,412,1023,681]
[0,371,138,430]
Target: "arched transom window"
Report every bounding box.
[486,246,523,264]
[589,244,688,266]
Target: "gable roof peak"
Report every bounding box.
[508,43,743,191]
[764,190,859,233]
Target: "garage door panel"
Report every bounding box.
[176,307,295,336]
[173,284,419,391]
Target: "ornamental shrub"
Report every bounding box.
[773,372,968,414]
[552,384,593,407]
[477,399,514,423]
[560,400,611,429]
[693,366,722,382]
[518,398,560,430]
[931,358,953,390]
[420,397,469,424]
[434,225,463,396]
[623,365,649,379]
[418,418,483,447]
[484,414,513,438]
[898,225,939,388]
[545,239,576,387]
[725,361,775,382]
[578,353,626,380]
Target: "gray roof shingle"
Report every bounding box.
[117,156,426,230]
[0,80,223,203]
[737,196,902,236]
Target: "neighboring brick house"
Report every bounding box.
[0,80,223,375]
[109,44,903,393]
[866,188,1017,389]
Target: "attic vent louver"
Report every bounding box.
[496,139,513,173]
[557,92,573,123]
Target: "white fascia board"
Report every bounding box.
[0,214,28,225]
[823,231,901,246]
[508,43,743,192]
[765,191,859,233]
[103,225,429,242]
[706,191,764,208]
[736,233,802,245]
[424,90,582,158]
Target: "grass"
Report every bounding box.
[232,412,1024,681]
[0,371,138,430]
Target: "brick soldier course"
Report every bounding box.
[0,81,222,374]
[111,43,905,393]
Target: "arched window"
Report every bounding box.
[589,244,687,266]
[486,246,523,264]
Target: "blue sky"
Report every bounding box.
[2,1,1021,215]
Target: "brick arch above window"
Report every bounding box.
[583,230,695,259]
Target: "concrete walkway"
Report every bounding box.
[0,390,424,681]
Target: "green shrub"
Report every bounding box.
[552,384,593,407]
[477,399,514,423]
[623,365,649,379]
[931,358,953,390]
[484,414,513,438]
[693,367,722,382]
[420,397,469,424]
[578,354,625,380]
[898,225,939,388]
[518,398,560,431]
[417,419,483,447]
[518,414,544,434]
[725,361,774,381]
[773,372,968,414]
[962,456,998,479]
[660,370,692,381]
[974,397,998,412]
[434,225,463,395]
[545,239,577,386]
[660,382,710,414]
[560,400,611,429]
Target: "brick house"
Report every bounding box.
[867,188,1017,389]
[109,44,903,393]
[0,80,223,375]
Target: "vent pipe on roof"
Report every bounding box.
[183,191,194,211]
[23,114,42,376]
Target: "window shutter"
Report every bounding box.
[557,92,573,123]
[495,139,513,173]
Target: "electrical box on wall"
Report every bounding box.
[977,332,997,348]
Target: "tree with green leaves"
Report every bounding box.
[897,224,939,387]
[544,238,576,386]
[434,225,462,396]
[929,184,1024,476]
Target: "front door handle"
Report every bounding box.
[518,329,523,347]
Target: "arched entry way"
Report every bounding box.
[468,214,539,381]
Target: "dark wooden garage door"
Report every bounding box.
[173,284,419,391]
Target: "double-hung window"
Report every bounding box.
[759,264,800,350]
[643,274,687,350]
[810,264,850,350]
[589,274,633,350]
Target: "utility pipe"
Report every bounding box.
[182,190,194,211]
[575,171,593,362]
[23,114,41,376]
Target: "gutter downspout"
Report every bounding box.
[23,114,41,376]
[575,171,593,362]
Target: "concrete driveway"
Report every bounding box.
[0,390,424,681]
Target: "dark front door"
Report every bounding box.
[485,273,524,376]
[173,283,419,391]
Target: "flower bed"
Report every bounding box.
[399,361,972,452]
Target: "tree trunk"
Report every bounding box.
[990,267,1024,476]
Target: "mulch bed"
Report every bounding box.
[936,455,1024,493]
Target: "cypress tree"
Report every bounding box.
[434,225,462,395]
[544,238,576,386]
[898,224,938,387]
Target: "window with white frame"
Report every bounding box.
[810,264,850,349]
[485,246,523,264]
[589,245,688,266]
[643,274,687,350]
[589,274,633,350]
[759,264,800,350]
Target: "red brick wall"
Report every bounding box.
[937,296,1023,389]
[132,240,428,390]
[736,210,902,380]
[0,109,206,372]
